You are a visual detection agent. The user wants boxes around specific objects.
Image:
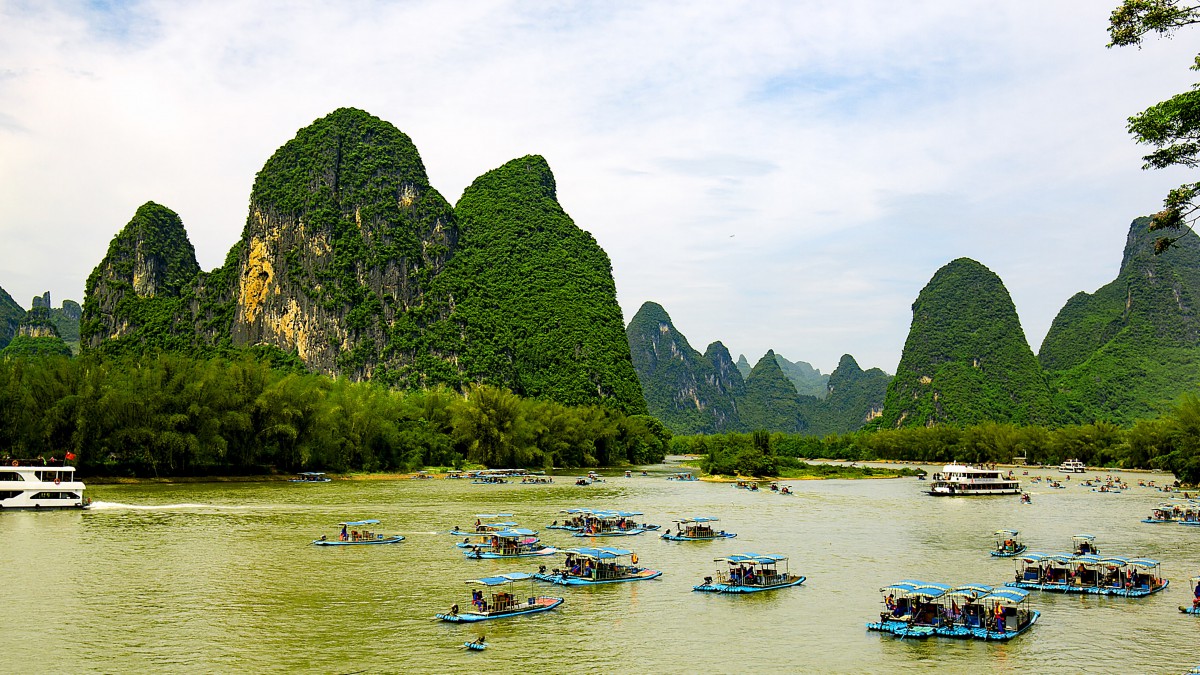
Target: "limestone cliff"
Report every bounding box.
[0,285,22,349]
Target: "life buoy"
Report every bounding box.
[54,479,61,485]
[11,460,17,466]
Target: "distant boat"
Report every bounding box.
[463,529,557,559]
[534,547,661,585]
[1058,459,1086,473]
[661,517,736,541]
[927,463,1021,496]
[991,530,1027,557]
[313,519,405,546]
[289,472,331,483]
[0,459,87,509]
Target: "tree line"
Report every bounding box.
[675,393,1200,484]
[0,353,669,477]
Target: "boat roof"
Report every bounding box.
[481,521,518,528]
[982,588,1028,605]
[563,547,633,559]
[589,510,641,519]
[494,528,538,537]
[716,553,786,565]
[880,581,924,593]
[560,508,593,514]
[468,572,534,586]
[298,472,326,476]
[676,516,720,524]
[337,519,381,526]
[948,583,993,598]
[475,513,513,518]
[994,530,1018,536]
[1072,533,1096,541]
[1130,558,1161,568]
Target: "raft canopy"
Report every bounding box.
[880,580,925,593]
[468,572,534,586]
[716,553,786,565]
[1073,534,1096,541]
[947,584,993,599]
[994,529,1019,537]
[1130,558,1162,568]
[494,528,538,537]
[981,588,1028,605]
[338,519,381,526]
[475,513,513,518]
[677,516,720,524]
[564,547,633,559]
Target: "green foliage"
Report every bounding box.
[739,350,806,433]
[0,285,22,350]
[1108,0,1200,251]
[435,155,646,414]
[625,302,743,434]
[774,353,828,398]
[880,258,1055,428]
[0,353,663,477]
[802,354,891,435]
[1,336,73,358]
[1041,218,1200,424]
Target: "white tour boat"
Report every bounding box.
[0,460,88,509]
[1058,459,1086,473]
[927,463,1021,496]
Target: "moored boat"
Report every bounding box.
[533,547,662,585]
[289,471,331,483]
[463,528,557,559]
[1142,502,1182,524]
[927,463,1021,496]
[436,572,563,622]
[313,519,405,545]
[991,530,1026,557]
[0,459,87,509]
[661,517,736,541]
[693,553,805,593]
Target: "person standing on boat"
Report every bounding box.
[340,524,348,542]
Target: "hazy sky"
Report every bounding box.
[1,1,1195,373]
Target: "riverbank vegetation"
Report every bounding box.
[0,354,668,477]
[676,394,1200,483]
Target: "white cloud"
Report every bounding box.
[0,0,1194,373]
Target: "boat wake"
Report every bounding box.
[87,501,255,511]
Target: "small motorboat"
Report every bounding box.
[313,519,404,546]
[464,638,488,651]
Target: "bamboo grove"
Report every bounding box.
[0,353,669,477]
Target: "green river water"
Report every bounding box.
[3,462,1198,674]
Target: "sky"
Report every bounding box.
[1,0,1196,374]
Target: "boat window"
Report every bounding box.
[0,490,21,500]
[0,472,22,481]
[31,492,76,499]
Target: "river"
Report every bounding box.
[2,463,1197,673]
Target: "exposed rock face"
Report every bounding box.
[626,301,741,432]
[1039,217,1200,423]
[17,307,58,338]
[81,202,200,349]
[0,285,22,349]
[225,108,458,380]
[31,292,50,309]
[739,350,806,432]
[879,258,1054,427]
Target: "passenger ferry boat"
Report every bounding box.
[661,516,737,541]
[312,519,405,545]
[1007,553,1168,597]
[436,572,564,622]
[927,463,1020,496]
[867,581,1039,641]
[533,547,662,585]
[693,553,805,594]
[1058,459,1086,473]
[0,459,87,509]
[463,528,557,559]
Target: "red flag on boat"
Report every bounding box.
[65,452,76,461]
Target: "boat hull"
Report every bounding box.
[464,547,558,559]
[990,545,1028,557]
[436,596,563,622]
[1180,605,1200,615]
[1005,580,1168,597]
[928,488,1021,496]
[693,576,805,593]
[463,641,487,651]
[572,529,645,537]
[312,536,405,546]
[661,532,737,541]
[533,569,662,585]
[866,610,1038,642]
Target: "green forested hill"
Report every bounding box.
[0,285,22,349]
[803,354,890,435]
[735,353,751,378]
[775,353,828,398]
[444,155,645,414]
[1040,218,1200,424]
[739,350,806,432]
[625,301,742,433]
[80,109,645,414]
[80,201,201,354]
[879,258,1055,427]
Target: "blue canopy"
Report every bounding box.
[1100,556,1130,566]
[1074,554,1103,565]
[475,513,513,518]
[298,472,326,476]
[716,553,786,565]
[910,586,948,599]
[560,508,593,514]
[564,547,633,559]
[994,529,1019,536]
[495,528,538,537]
[468,572,534,586]
[1017,553,1047,563]
[482,521,518,528]
[338,519,380,526]
[1073,533,1096,541]
[948,584,993,598]
[982,588,1029,605]
[880,581,924,593]
[678,516,720,524]
[1130,558,1161,568]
